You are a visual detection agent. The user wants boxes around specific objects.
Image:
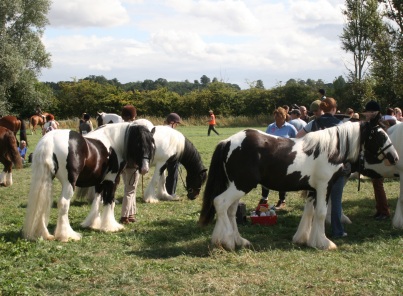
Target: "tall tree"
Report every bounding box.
[340,0,383,82]
[0,0,52,116]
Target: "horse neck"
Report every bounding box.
[179,138,204,174]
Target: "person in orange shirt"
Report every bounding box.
[207,110,219,136]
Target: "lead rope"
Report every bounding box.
[178,166,187,191]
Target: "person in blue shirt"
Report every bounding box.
[18,140,27,164]
[259,107,297,209]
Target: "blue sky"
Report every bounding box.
[40,0,348,89]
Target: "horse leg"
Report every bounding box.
[212,183,246,250]
[0,170,12,187]
[54,183,82,242]
[81,190,102,229]
[392,174,403,229]
[326,199,352,225]
[100,201,124,232]
[228,200,251,248]
[143,164,163,203]
[293,191,315,245]
[308,189,337,250]
[157,168,179,202]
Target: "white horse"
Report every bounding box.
[96,112,123,127]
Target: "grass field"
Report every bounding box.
[1,124,402,295]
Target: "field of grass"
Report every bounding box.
[1,124,402,295]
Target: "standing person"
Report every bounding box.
[120,105,139,224]
[362,100,391,220]
[18,140,27,164]
[259,107,297,209]
[318,88,326,100]
[289,109,307,131]
[207,110,219,136]
[299,106,310,123]
[297,97,348,238]
[165,113,182,197]
[42,114,58,135]
[79,113,93,135]
[394,107,403,122]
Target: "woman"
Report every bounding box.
[18,140,27,164]
[259,107,297,209]
[297,98,348,238]
[42,114,58,135]
[394,107,403,122]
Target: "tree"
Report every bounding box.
[0,0,52,115]
[200,75,211,86]
[340,0,383,82]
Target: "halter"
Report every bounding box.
[178,166,202,195]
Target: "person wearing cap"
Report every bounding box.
[120,105,139,224]
[289,109,307,131]
[164,113,182,197]
[207,110,219,136]
[363,100,391,220]
[318,88,326,100]
[308,99,323,121]
[259,107,297,210]
[297,98,349,238]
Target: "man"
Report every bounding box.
[299,106,310,123]
[165,113,182,197]
[289,109,307,131]
[120,105,139,224]
[207,110,219,136]
[318,88,326,100]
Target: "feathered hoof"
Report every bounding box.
[158,194,180,202]
[143,197,159,203]
[55,232,82,243]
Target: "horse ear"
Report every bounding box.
[151,127,156,135]
[97,112,102,116]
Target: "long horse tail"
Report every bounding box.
[23,135,56,240]
[17,117,28,146]
[5,130,22,170]
[199,140,229,226]
[75,186,94,202]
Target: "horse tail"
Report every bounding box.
[199,140,229,226]
[75,186,94,202]
[23,136,56,240]
[17,117,28,146]
[5,130,23,169]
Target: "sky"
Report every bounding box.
[40,0,349,89]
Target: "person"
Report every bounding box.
[308,100,322,121]
[79,113,93,135]
[18,140,27,164]
[282,105,291,122]
[259,107,297,209]
[42,114,58,135]
[362,100,391,220]
[297,97,348,238]
[394,107,403,122]
[381,107,397,124]
[289,109,307,131]
[207,110,219,136]
[120,105,139,224]
[299,105,310,123]
[165,113,182,197]
[318,88,326,100]
[345,108,354,118]
[35,105,46,123]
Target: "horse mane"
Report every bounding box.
[180,137,206,177]
[302,121,361,162]
[123,124,155,168]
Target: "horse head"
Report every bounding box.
[185,168,207,200]
[360,112,399,166]
[96,112,105,127]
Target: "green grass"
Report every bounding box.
[1,125,403,295]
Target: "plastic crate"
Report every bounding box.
[250,203,277,225]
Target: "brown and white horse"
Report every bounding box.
[0,126,23,186]
[199,117,399,250]
[23,123,155,242]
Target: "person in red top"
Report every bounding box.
[207,110,219,136]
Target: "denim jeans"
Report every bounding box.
[330,175,347,237]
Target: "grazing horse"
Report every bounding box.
[22,123,155,242]
[199,118,399,250]
[0,116,28,146]
[29,113,49,134]
[96,112,123,127]
[0,126,23,186]
[143,125,207,203]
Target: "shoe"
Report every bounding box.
[275,200,286,210]
[375,214,390,221]
[120,217,129,224]
[258,198,268,205]
[128,215,136,223]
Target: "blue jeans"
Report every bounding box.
[330,175,346,237]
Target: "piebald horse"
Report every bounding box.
[199,118,398,250]
[23,123,155,242]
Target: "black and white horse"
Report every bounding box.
[143,125,207,203]
[199,118,399,250]
[23,123,155,242]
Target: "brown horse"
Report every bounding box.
[0,116,28,146]
[29,114,48,135]
[0,126,23,186]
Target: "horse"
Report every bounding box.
[198,118,399,250]
[96,112,123,127]
[29,113,49,134]
[0,126,23,186]
[0,115,28,146]
[143,125,207,203]
[22,123,155,242]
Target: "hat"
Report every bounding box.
[290,109,301,116]
[363,100,380,112]
[310,100,321,112]
[209,110,213,113]
[166,112,181,123]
